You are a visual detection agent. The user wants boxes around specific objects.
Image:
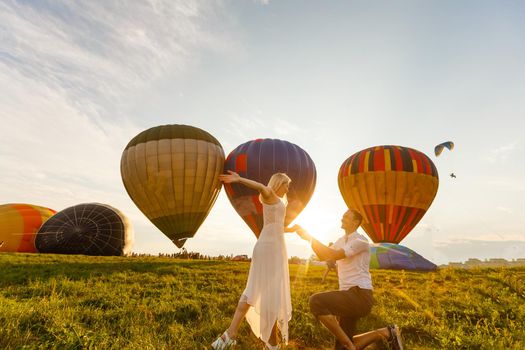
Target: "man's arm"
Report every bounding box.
[297,228,345,261]
[311,238,346,261]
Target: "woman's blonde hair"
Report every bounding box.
[260,173,291,203]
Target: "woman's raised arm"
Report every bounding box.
[219,171,274,201]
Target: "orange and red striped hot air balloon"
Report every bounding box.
[338,146,439,244]
[0,203,56,253]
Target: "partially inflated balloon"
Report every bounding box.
[338,145,438,243]
[121,125,224,248]
[224,139,316,237]
[370,243,437,271]
[35,203,133,256]
[0,204,56,253]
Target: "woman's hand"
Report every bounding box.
[284,224,301,233]
[219,170,241,184]
[296,226,312,242]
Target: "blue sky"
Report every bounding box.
[1,0,524,264]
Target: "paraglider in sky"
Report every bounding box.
[0,203,56,253]
[370,243,437,271]
[434,141,454,157]
[35,203,133,256]
[224,138,316,237]
[338,145,439,244]
[120,124,224,248]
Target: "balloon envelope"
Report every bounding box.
[338,145,439,243]
[35,203,133,256]
[120,124,224,248]
[0,203,56,253]
[370,243,437,271]
[434,141,454,157]
[224,138,316,237]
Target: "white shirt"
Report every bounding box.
[332,231,373,291]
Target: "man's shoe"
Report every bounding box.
[387,324,404,350]
[211,331,236,349]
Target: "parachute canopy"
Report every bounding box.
[224,139,316,237]
[35,203,133,256]
[370,243,437,271]
[121,124,224,248]
[338,145,439,244]
[0,203,56,253]
[434,141,454,157]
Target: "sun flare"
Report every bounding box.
[289,201,344,243]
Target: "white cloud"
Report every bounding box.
[486,142,521,163]
[432,238,525,262]
[435,233,525,245]
[496,206,513,214]
[273,119,302,137]
[225,114,266,142]
[0,0,235,253]
[0,63,137,208]
[0,0,231,113]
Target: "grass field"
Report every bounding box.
[0,253,524,349]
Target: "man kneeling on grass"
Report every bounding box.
[296,209,404,350]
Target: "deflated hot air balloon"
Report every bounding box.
[224,139,316,237]
[0,204,56,253]
[35,203,133,256]
[370,243,437,271]
[434,141,454,157]
[338,145,439,244]
[121,124,224,248]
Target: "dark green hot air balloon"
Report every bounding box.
[120,124,224,248]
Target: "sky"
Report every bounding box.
[1,0,524,265]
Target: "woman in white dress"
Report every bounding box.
[212,171,298,350]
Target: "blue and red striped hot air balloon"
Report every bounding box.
[224,139,316,238]
[338,145,439,244]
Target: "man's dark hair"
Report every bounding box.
[345,209,363,225]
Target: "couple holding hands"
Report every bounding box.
[212,172,404,350]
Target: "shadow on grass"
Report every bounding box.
[0,254,231,286]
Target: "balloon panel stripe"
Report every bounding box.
[374,147,385,171]
[125,124,221,150]
[395,208,420,243]
[15,205,42,251]
[236,154,247,172]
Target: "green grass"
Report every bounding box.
[0,254,524,349]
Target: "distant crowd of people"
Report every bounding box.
[129,251,248,261]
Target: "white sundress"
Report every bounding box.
[241,200,292,345]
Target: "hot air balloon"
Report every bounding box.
[338,145,439,244]
[0,203,56,253]
[224,139,316,237]
[434,141,454,157]
[120,124,224,248]
[370,243,437,271]
[35,203,133,256]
